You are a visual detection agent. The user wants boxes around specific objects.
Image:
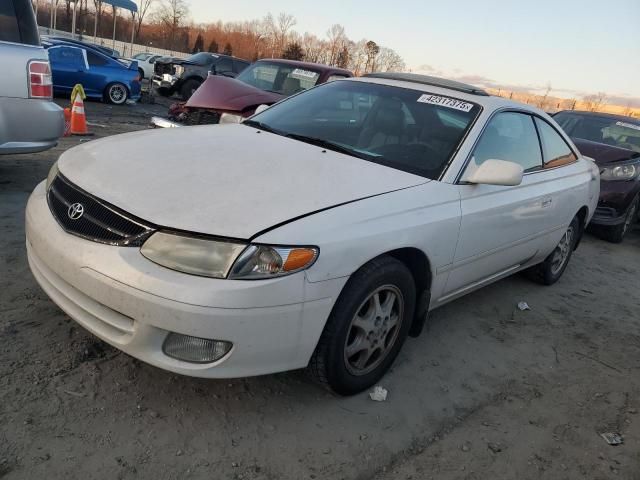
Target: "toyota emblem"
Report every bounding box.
[67,203,84,220]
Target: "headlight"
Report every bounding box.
[219,113,244,124]
[141,231,318,279]
[46,161,59,189]
[600,161,639,181]
[141,232,247,278]
[229,245,318,279]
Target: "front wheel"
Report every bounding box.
[307,256,416,395]
[600,196,638,243]
[104,82,128,105]
[527,216,580,285]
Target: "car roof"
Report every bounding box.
[365,72,489,96]
[255,58,352,76]
[348,74,541,113]
[555,110,640,124]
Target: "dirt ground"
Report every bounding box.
[1,98,639,480]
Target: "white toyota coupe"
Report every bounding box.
[26,73,599,394]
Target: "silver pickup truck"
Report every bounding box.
[0,0,64,154]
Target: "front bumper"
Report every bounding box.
[26,181,346,378]
[152,73,180,90]
[591,179,640,226]
[0,97,64,154]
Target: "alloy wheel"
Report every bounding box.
[550,226,574,275]
[109,84,126,104]
[344,285,404,376]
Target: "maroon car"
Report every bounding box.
[153,59,352,127]
[554,110,640,243]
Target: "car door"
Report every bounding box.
[47,45,87,94]
[443,111,551,298]
[83,49,111,96]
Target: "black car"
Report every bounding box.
[153,52,250,100]
[554,110,640,243]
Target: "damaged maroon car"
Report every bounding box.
[554,110,640,243]
[151,59,352,127]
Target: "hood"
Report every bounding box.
[155,56,191,65]
[572,137,640,166]
[186,75,283,112]
[58,125,427,239]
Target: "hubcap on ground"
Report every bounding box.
[550,226,574,275]
[110,85,126,103]
[344,285,404,376]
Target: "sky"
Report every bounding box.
[188,0,640,105]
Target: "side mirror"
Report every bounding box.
[464,159,524,186]
[254,104,270,115]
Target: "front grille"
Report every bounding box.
[154,62,175,76]
[183,109,221,126]
[47,175,155,246]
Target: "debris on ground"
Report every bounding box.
[517,302,530,311]
[487,442,502,453]
[369,386,388,402]
[600,432,624,446]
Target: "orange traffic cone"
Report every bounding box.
[69,96,92,136]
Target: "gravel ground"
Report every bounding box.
[1,98,639,479]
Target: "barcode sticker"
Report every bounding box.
[417,94,474,112]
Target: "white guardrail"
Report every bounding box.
[38,26,190,59]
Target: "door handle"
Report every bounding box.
[541,197,553,208]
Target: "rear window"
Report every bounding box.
[0,0,39,46]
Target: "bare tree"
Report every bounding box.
[154,0,189,50]
[583,92,607,112]
[326,24,346,65]
[134,0,155,38]
[375,47,405,72]
[538,83,552,110]
[364,40,380,73]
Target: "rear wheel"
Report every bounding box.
[307,256,416,395]
[600,196,638,243]
[104,82,128,105]
[180,79,201,100]
[527,216,580,285]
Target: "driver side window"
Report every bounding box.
[473,112,542,172]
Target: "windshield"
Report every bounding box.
[247,80,480,179]
[555,113,640,153]
[236,62,321,96]
[133,52,152,60]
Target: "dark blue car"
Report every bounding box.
[43,39,141,105]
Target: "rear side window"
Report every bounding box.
[473,112,542,172]
[534,118,577,168]
[86,50,107,66]
[0,0,39,45]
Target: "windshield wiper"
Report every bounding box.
[284,133,368,160]
[242,119,284,135]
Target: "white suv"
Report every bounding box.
[26,73,599,394]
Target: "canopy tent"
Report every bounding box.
[51,0,138,56]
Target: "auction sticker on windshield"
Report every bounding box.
[417,94,473,112]
[291,69,317,79]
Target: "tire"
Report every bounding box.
[527,216,580,285]
[307,256,416,396]
[138,68,144,79]
[104,82,128,105]
[156,87,172,97]
[600,196,638,244]
[180,79,201,100]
